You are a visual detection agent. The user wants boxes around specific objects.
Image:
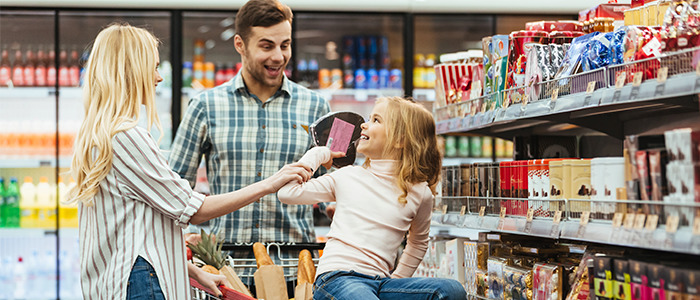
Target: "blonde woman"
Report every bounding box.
[68,23,312,300]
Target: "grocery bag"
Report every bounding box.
[253,265,288,300]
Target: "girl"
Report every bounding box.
[278,97,466,300]
[68,23,311,299]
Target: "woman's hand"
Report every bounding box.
[264,162,313,193]
[188,262,228,297]
[321,151,347,170]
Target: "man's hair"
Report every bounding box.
[235,0,293,43]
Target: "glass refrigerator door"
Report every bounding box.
[0,9,61,300]
[295,12,405,119]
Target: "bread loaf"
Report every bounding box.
[253,242,274,268]
[297,249,316,284]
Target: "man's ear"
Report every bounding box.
[234,34,245,55]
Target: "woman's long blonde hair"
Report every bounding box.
[363,97,442,204]
[66,23,162,206]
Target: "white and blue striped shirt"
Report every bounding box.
[169,74,330,279]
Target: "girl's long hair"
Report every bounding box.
[364,97,442,204]
[66,23,162,206]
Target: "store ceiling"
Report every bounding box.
[3,0,619,14]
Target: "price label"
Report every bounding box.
[521,95,529,108]
[696,62,700,75]
[624,213,636,229]
[460,205,467,216]
[645,214,659,231]
[551,88,559,101]
[479,206,486,217]
[634,214,647,230]
[500,207,507,219]
[612,212,624,228]
[442,204,448,214]
[586,81,596,94]
[633,72,643,86]
[666,215,680,233]
[657,67,668,83]
[553,210,562,224]
[580,211,591,225]
[694,216,700,235]
[612,90,622,102]
[615,72,626,89]
[526,209,534,222]
[481,102,488,114]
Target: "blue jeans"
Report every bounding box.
[313,270,466,300]
[126,256,166,300]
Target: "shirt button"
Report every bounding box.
[255,224,260,228]
[292,124,297,129]
[260,148,264,153]
[262,125,266,129]
[257,172,261,177]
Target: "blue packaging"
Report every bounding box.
[555,32,599,81]
[342,36,354,69]
[583,31,615,71]
[367,68,379,89]
[355,36,367,69]
[378,36,390,69]
[378,68,390,89]
[390,69,402,89]
[611,27,627,65]
[368,36,378,69]
[343,69,354,88]
[355,69,367,89]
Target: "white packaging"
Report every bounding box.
[445,238,466,285]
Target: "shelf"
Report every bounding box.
[316,88,404,102]
[432,197,700,255]
[413,88,436,102]
[435,63,700,140]
[442,157,511,166]
[0,157,72,168]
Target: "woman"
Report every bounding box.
[67,23,311,299]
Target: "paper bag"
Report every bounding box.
[295,283,314,300]
[220,266,253,297]
[253,265,288,300]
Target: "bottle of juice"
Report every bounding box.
[0,46,10,86]
[46,48,56,87]
[5,177,20,228]
[58,48,70,87]
[23,45,35,87]
[11,48,24,87]
[58,177,78,228]
[69,48,80,87]
[34,45,47,87]
[19,176,37,228]
[36,176,54,229]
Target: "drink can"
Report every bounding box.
[367,68,379,89]
[389,68,402,89]
[378,68,389,89]
[342,36,354,69]
[354,69,367,89]
[343,69,354,89]
[331,68,343,88]
[319,68,331,89]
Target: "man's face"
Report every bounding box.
[236,21,292,89]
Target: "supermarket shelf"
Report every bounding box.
[0,157,72,168]
[442,157,511,166]
[413,88,436,102]
[432,197,700,255]
[0,86,57,98]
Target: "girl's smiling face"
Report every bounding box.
[357,101,390,160]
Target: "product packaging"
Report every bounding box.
[594,257,614,300]
[505,265,533,300]
[647,264,666,300]
[489,257,508,300]
[445,238,467,285]
[507,30,548,105]
[527,20,583,32]
[533,263,563,300]
[630,260,650,300]
[613,259,632,300]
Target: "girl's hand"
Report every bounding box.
[322,151,347,170]
[265,162,313,193]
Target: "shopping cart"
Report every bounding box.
[190,242,324,299]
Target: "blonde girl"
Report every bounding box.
[278,97,466,300]
[68,23,311,300]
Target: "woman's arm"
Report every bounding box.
[189,162,312,225]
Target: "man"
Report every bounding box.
[169,0,330,289]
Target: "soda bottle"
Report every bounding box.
[20,176,37,228]
[0,46,10,87]
[318,68,331,89]
[424,54,436,89]
[23,45,35,87]
[367,68,379,89]
[191,61,204,89]
[367,36,378,69]
[0,177,5,227]
[34,45,47,87]
[354,69,367,89]
[378,68,390,89]
[215,62,227,86]
[69,48,80,87]
[58,48,70,87]
[46,49,56,87]
[389,69,402,89]
[5,177,20,228]
[330,68,343,89]
[11,48,24,87]
[182,61,193,88]
[204,62,215,89]
[413,54,425,89]
[36,176,54,229]
[193,40,205,63]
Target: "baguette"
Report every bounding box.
[297,249,316,284]
[253,242,274,268]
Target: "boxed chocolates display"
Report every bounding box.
[613,259,632,300]
[534,263,563,300]
[594,257,614,300]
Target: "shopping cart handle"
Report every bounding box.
[220,242,325,251]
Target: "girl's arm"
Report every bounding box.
[278,147,344,205]
[391,190,433,278]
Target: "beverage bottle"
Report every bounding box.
[367,36,378,69]
[204,62,215,88]
[390,69,402,89]
[5,177,20,227]
[23,45,35,87]
[58,176,78,228]
[0,257,14,298]
[215,62,227,86]
[13,257,27,299]
[36,176,55,229]
[318,68,331,89]
[69,48,80,87]
[35,44,47,87]
[0,177,5,227]
[330,68,343,89]
[193,39,205,63]
[413,54,425,89]
[0,46,10,86]
[79,49,90,87]
[11,48,24,87]
[47,48,56,86]
[20,176,37,228]
[182,61,193,88]
[367,68,379,89]
[378,68,389,89]
[307,58,319,89]
[354,69,367,89]
[424,54,436,89]
[191,61,204,89]
[58,48,70,87]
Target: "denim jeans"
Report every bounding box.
[313,270,467,300]
[126,256,166,300]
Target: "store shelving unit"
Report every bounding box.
[431,47,700,259]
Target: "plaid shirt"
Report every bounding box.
[169,74,330,279]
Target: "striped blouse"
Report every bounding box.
[79,125,205,299]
